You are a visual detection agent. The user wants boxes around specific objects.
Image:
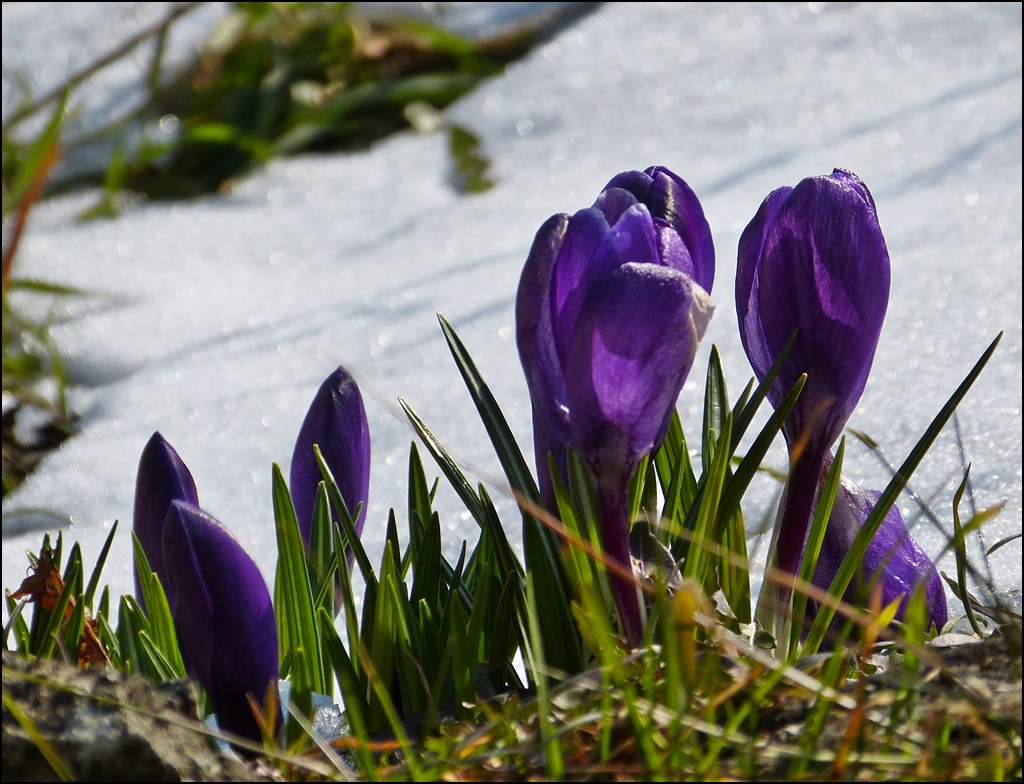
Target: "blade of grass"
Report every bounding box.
[790,437,845,659]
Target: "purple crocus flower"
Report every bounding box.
[516,166,715,645]
[290,366,371,544]
[736,170,890,625]
[162,499,279,742]
[133,431,199,610]
[811,473,948,635]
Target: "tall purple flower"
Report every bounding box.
[811,472,948,634]
[736,169,904,633]
[516,166,715,645]
[290,366,371,544]
[162,500,279,742]
[133,431,199,610]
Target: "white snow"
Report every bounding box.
[3,3,1021,616]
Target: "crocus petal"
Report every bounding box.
[290,366,371,543]
[565,262,714,478]
[592,186,640,226]
[133,432,198,611]
[645,166,716,293]
[738,170,889,449]
[162,500,279,742]
[605,166,715,292]
[811,476,948,632]
[548,207,619,368]
[516,213,569,382]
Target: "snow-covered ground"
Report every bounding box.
[4,3,1021,616]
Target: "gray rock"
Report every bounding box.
[2,650,258,781]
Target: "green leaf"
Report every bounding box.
[702,345,730,474]
[313,445,375,587]
[60,598,86,662]
[131,533,184,677]
[271,463,325,699]
[803,333,1002,653]
[318,608,375,779]
[137,630,179,683]
[410,510,442,615]
[525,574,564,779]
[447,583,474,720]
[715,374,806,539]
[307,482,334,595]
[683,413,732,588]
[951,467,985,636]
[116,595,152,677]
[36,558,79,660]
[84,520,118,610]
[407,441,433,565]
[791,437,845,659]
[367,542,400,732]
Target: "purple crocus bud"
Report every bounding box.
[133,432,199,610]
[290,366,371,543]
[516,167,715,645]
[811,473,947,635]
[736,170,890,593]
[162,500,279,742]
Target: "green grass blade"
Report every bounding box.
[36,559,79,660]
[313,445,375,586]
[131,533,185,676]
[367,542,399,732]
[525,573,564,780]
[791,437,845,659]
[716,375,805,538]
[683,414,732,586]
[804,333,1002,653]
[83,520,118,610]
[410,510,442,615]
[437,313,542,506]
[951,467,985,636]
[137,629,179,682]
[317,608,375,780]
[702,345,730,474]
[60,599,86,663]
[271,463,325,698]
[2,689,74,781]
[407,442,433,564]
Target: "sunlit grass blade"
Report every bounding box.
[36,557,79,660]
[4,596,30,653]
[313,445,375,587]
[715,374,805,538]
[60,598,86,663]
[702,345,730,474]
[682,413,731,586]
[525,573,564,780]
[131,532,184,676]
[271,462,325,706]
[803,332,1002,654]
[435,314,582,672]
[790,437,845,659]
[83,519,118,610]
[2,689,73,782]
[367,541,399,732]
[951,467,985,636]
[137,629,179,682]
[406,441,433,566]
[317,607,375,780]
[410,509,442,614]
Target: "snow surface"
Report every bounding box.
[3,3,1021,616]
